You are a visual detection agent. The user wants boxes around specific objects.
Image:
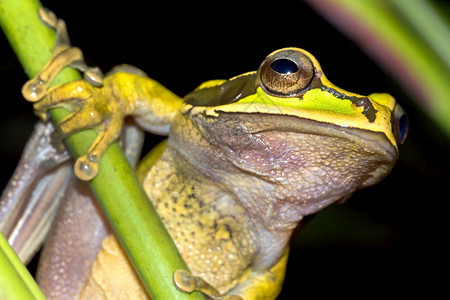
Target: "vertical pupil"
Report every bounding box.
[270,59,298,74]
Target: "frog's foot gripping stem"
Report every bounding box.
[22,8,118,181]
[174,270,243,300]
[23,75,126,181]
[23,8,103,102]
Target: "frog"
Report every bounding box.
[3,7,407,300]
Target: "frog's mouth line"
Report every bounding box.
[212,110,398,163]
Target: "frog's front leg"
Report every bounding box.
[16,8,164,298]
[26,70,182,180]
[24,26,182,181]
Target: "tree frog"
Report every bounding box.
[2,7,407,300]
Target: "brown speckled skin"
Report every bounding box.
[142,152,259,294]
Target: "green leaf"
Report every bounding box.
[0,232,46,300]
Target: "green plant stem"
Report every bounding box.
[0,0,203,299]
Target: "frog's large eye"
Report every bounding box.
[258,49,314,96]
[393,104,408,145]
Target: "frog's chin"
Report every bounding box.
[324,122,398,187]
[245,119,398,219]
[293,116,399,165]
[260,114,398,187]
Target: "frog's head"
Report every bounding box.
[178,47,407,218]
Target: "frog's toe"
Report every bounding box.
[38,7,58,29]
[38,7,71,46]
[32,80,94,116]
[74,153,99,181]
[50,102,124,181]
[174,269,227,299]
[174,269,197,293]
[73,116,124,181]
[22,46,85,102]
[57,104,109,137]
[223,296,243,300]
[83,66,104,87]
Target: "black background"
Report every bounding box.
[0,0,448,298]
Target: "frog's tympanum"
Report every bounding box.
[1,8,408,300]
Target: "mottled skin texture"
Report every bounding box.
[143,147,260,293]
[19,41,405,299]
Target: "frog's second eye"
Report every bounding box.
[393,104,409,145]
[258,49,314,96]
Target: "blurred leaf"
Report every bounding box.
[305,0,450,138]
[0,231,45,300]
